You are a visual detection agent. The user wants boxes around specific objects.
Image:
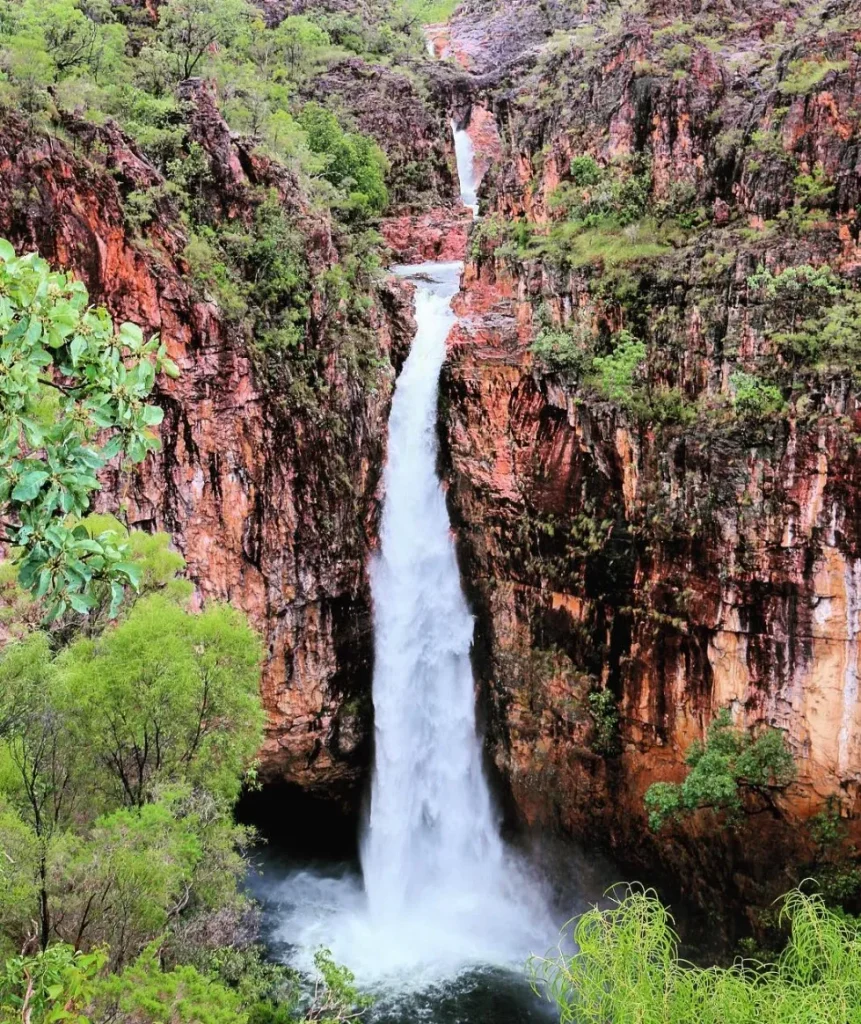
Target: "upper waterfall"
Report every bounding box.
[453,121,480,218]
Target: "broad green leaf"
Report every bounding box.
[141,404,164,426]
[118,321,144,346]
[0,238,15,261]
[161,357,181,379]
[11,469,49,501]
[70,335,87,365]
[115,562,142,588]
[68,592,95,614]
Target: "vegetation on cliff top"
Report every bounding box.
[0,0,429,413]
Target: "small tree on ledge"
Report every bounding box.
[644,708,796,831]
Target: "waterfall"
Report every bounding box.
[266,118,550,992]
[361,259,510,939]
[453,121,480,217]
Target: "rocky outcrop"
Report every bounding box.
[0,94,415,802]
[439,0,861,920]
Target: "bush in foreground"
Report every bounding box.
[532,886,861,1024]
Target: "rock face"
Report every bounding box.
[439,0,861,919]
[0,92,417,802]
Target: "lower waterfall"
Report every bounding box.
[264,262,551,989]
[362,262,505,922]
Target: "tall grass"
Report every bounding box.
[531,886,861,1024]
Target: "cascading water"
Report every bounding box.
[452,121,480,218]
[362,260,501,923]
[256,116,553,1009]
[351,258,550,977]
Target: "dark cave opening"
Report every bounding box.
[236,780,364,862]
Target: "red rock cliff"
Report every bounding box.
[0,88,419,802]
[440,0,861,919]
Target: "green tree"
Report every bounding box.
[262,16,329,80]
[299,103,389,219]
[59,594,264,807]
[154,0,255,83]
[644,708,796,831]
[729,371,785,419]
[0,0,127,114]
[0,240,178,618]
[0,546,263,955]
[0,801,40,953]
[46,798,201,963]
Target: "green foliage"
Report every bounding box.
[806,802,861,907]
[0,0,404,217]
[92,942,246,1024]
[529,308,594,376]
[0,944,106,1024]
[531,886,861,1024]
[793,167,834,209]
[403,0,458,24]
[299,103,389,220]
[587,690,620,757]
[185,230,250,322]
[304,948,372,1022]
[0,800,40,949]
[568,155,602,187]
[47,796,204,963]
[147,0,255,83]
[547,158,652,228]
[591,331,646,408]
[0,547,263,959]
[59,593,264,806]
[531,218,671,271]
[644,708,796,830]
[0,240,178,618]
[779,58,849,96]
[747,263,861,374]
[729,371,785,419]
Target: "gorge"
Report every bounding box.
[4,0,861,1018]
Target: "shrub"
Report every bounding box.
[591,331,647,408]
[779,58,849,96]
[530,308,594,376]
[644,708,796,830]
[729,371,785,419]
[587,690,620,756]
[569,155,602,186]
[531,886,861,1024]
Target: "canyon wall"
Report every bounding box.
[0,72,446,802]
[441,0,861,917]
